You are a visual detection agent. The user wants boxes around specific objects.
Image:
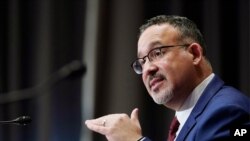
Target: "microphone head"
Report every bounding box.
[13,116,32,126]
[57,60,86,80]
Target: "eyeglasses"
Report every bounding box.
[131,44,190,74]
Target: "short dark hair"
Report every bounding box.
[139,15,207,55]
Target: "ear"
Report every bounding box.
[186,43,203,65]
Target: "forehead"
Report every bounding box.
[137,24,179,57]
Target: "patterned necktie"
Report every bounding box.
[168,116,180,141]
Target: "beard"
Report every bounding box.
[151,87,174,105]
[147,73,174,105]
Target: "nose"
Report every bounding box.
[142,61,158,76]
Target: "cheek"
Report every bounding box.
[160,57,191,80]
[165,60,194,86]
[162,52,192,70]
[142,74,147,85]
[158,60,173,75]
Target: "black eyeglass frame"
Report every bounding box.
[131,44,190,74]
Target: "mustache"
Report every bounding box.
[148,73,166,84]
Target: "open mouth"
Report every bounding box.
[149,77,164,91]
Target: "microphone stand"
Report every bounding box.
[0,60,86,126]
[0,60,86,104]
[0,116,32,126]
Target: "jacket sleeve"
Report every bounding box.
[194,103,250,140]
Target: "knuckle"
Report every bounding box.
[120,113,128,119]
[112,114,128,125]
[116,114,128,122]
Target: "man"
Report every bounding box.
[85,15,250,141]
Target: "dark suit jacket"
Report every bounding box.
[143,75,250,141]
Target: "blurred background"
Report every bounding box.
[0,0,249,141]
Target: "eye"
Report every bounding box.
[150,48,162,59]
[154,49,162,56]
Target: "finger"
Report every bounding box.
[85,118,103,126]
[85,114,111,126]
[130,108,140,125]
[85,120,108,135]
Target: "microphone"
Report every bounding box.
[0,116,32,126]
[0,60,86,104]
[50,60,86,82]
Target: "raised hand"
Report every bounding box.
[85,108,143,141]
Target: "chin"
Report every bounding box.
[153,97,172,105]
[152,89,174,105]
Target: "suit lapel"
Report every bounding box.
[176,75,224,141]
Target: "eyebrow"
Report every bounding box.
[137,41,163,58]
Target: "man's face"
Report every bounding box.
[137,24,195,105]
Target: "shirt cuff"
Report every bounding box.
[137,136,146,141]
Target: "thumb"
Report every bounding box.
[131,108,140,125]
